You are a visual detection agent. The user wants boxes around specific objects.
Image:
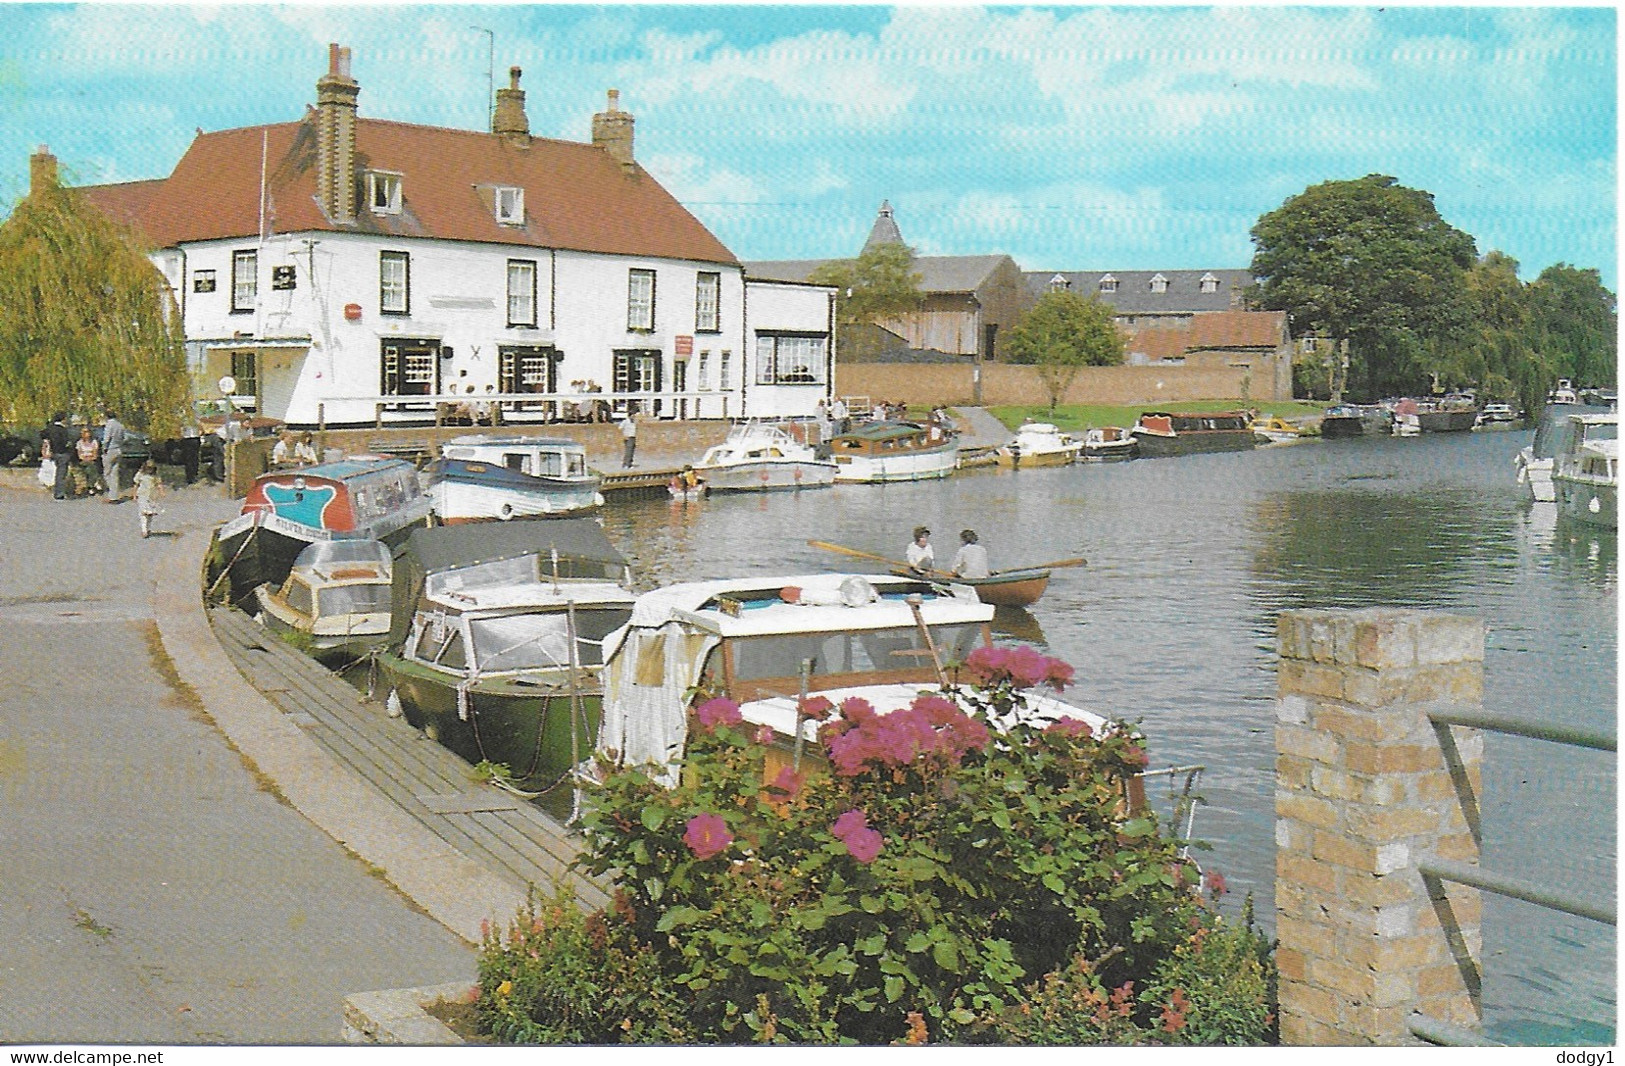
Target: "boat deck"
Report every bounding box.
[208,605,607,909]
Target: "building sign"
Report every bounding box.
[675,335,694,357]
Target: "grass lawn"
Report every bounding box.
[982,400,1328,432]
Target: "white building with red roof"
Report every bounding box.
[50,44,833,427]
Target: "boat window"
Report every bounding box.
[469,607,632,671]
[285,579,315,616]
[1586,422,1618,442]
[504,454,525,472]
[729,623,983,682]
[414,618,467,671]
[319,583,392,617]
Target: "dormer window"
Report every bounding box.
[1098,274,1118,294]
[1047,273,1070,294]
[495,186,524,225]
[1200,272,1219,294]
[1149,273,1169,294]
[368,172,402,215]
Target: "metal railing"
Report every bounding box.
[1408,709,1616,1046]
[316,390,738,429]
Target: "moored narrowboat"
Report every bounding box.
[1129,411,1256,457]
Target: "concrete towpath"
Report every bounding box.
[948,406,1013,450]
[0,471,474,1044]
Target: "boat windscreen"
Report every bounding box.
[319,583,392,617]
[427,554,538,598]
[1585,421,1618,442]
[730,623,982,682]
[469,607,633,671]
[293,538,391,570]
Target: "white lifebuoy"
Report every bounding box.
[499,503,514,520]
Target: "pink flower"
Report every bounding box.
[1005,645,1049,688]
[755,725,776,745]
[830,809,870,840]
[768,766,804,799]
[695,697,742,733]
[830,809,884,863]
[1119,742,1148,769]
[843,827,884,864]
[798,695,835,721]
[1042,657,1076,692]
[825,698,988,777]
[1045,716,1093,738]
[1204,869,1228,898]
[682,813,732,860]
[964,645,1010,685]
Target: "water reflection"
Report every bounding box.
[991,605,1046,645]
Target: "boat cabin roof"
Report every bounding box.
[833,420,930,443]
[396,519,627,576]
[627,573,991,637]
[441,434,586,453]
[423,576,633,614]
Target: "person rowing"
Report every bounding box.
[905,526,934,573]
[952,529,990,579]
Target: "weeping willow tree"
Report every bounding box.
[0,184,189,436]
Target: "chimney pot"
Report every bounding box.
[607,88,620,111]
[509,66,522,89]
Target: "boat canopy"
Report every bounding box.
[621,573,987,637]
[833,420,930,443]
[292,538,392,572]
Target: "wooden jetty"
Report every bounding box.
[209,605,608,909]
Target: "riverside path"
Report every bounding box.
[0,471,473,1044]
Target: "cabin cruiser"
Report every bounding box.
[1250,415,1303,445]
[1552,413,1618,529]
[425,434,602,523]
[829,421,958,482]
[253,539,393,663]
[692,421,836,491]
[995,422,1081,468]
[596,573,1114,783]
[1517,401,1616,503]
[377,521,635,791]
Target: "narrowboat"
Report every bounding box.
[376,520,635,791]
[693,421,837,491]
[252,539,393,664]
[212,457,432,603]
[1552,413,1618,529]
[1129,411,1256,458]
[425,434,603,523]
[1079,426,1139,460]
[595,573,1119,784]
[995,422,1081,468]
[829,421,958,482]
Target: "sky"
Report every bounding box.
[1,4,1616,289]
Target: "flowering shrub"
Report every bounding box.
[477,648,1276,1045]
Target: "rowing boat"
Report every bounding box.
[888,566,1051,607]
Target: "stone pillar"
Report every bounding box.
[1275,608,1485,1045]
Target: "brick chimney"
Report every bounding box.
[492,66,530,147]
[591,89,635,172]
[29,145,58,201]
[315,43,360,224]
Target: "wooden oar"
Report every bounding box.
[992,556,1087,575]
[807,539,958,582]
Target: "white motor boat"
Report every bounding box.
[425,435,603,523]
[1552,413,1618,529]
[693,421,836,492]
[829,421,958,482]
[995,422,1081,468]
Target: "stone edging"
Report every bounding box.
[148,522,527,946]
[343,981,474,1045]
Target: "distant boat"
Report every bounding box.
[1250,415,1303,445]
[253,539,393,664]
[1475,404,1518,428]
[1130,411,1255,457]
[693,421,836,491]
[425,435,603,523]
[1079,426,1138,460]
[996,422,1081,468]
[1550,379,1581,405]
[1320,404,1392,439]
[830,420,958,482]
[1416,396,1480,434]
[1552,413,1618,529]
[214,457,431,601]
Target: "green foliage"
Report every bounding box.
[0,185,189,435]
[1249,174,1478,400]
[809,244,924,361]
[1004,291,1126,411]
[477,663,1275,1045]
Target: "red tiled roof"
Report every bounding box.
[77,178,166,232]
[1123,327,1191,362]
[81,117,737,266]
[1187,310,1286,350]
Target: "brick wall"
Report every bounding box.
[836,360,1285,407]
[1275,609,1485,1045]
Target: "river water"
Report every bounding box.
[600,427,1616,1044]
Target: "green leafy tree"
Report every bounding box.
[0,182,188,434]
[1004,290,1125,411]
[809,243,924,361]
[1527,263,1617,393]
[1248,174,1478,401]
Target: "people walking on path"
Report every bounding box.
[906,526,935,573]
[75,425,107,496]
[619,408,638,468]
[100,408,127,501]
[45,412,74,500]
[133,460,162,538]
[951,529,991,578]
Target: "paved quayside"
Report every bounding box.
[0,472,473,1044]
